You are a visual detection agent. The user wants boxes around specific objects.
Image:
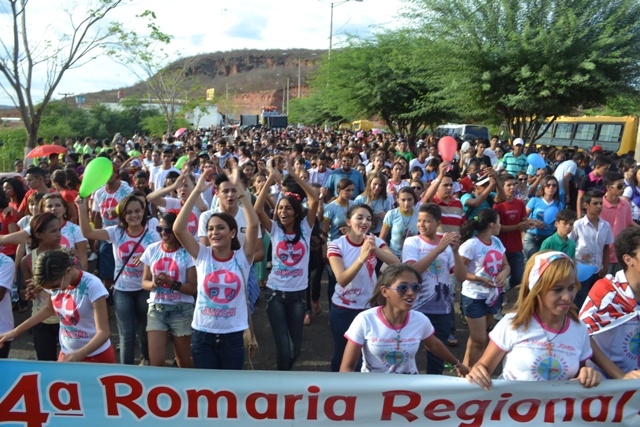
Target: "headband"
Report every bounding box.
[528,251,572,291]
[284,192,302,202]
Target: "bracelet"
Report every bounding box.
[358,257,366,264]
[433,178,440,184]
[454,359,462,368]
[170,281,182,291]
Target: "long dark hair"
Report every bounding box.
[207,213,241,250]
[460,208,498,241]
[2,178,26,206]
[30,212,59,250]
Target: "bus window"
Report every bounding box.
[598,124,622,142]
[554,123,573,139]
[575,124,596,140]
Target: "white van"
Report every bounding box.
[435,124,491,141]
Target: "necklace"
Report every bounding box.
[541,315,567,357]
[380,307,407,371]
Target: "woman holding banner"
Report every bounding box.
[466,251,601,389]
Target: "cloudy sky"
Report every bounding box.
[0,0,405,106]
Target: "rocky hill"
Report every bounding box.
[81,49,325,115]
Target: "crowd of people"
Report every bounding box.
[0,127,638,389]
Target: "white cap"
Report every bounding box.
[513,138,524,146]
[461,141,471,153]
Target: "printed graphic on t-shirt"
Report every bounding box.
[152,257,181,301]
[275,240,305,267]
[531,353,570,381]
[201,270,241,318]
[101,197,118,222]
[118,240,146,269]
[52,292,79,326]
[623,331,640,367]
[483,250,503,277]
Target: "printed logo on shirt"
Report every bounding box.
[532,353,570,381]
[483,250,503,277]
[186,211,198,236]
[275,240,305,267]
[203,270,241,305]
[101,197,118,221]
[152,257,179,281]
[118,241,146,268]
[623,331,640,366]
[60,235,70,249]
[52,293,79,326]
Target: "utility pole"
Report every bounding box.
[298,57,302,98]
[58,92,74,125]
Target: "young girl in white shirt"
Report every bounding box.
[254,157,319,370]
[173,161,258,370]
[467,251,601,389]
[327,204,400,371]
[341,264,469,375]
[458,208,510,368]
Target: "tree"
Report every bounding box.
[300,31,450,143]
[110,13,195,134]
[406,0,640,144]
[0,0,130,150]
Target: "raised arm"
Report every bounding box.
[75,197,109,241]
[228,160,258,263]
[146,177,181,207]
[284,157,319,228]
[254,169,279,233]
[174,170,213,259]
[422,161,449,204]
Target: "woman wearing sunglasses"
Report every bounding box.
[340,264,468,375]
[140,212,197,368]
[76,193,160,365]
[524,175,563,260]
[327,204,400,371]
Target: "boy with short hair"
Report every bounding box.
[402,203,466,374]
[569,190,614,308]
[540,209,577,258]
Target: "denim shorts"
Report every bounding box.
[146,303,194,336]
[461,294,503,319]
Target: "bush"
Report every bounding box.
[0,128,27,172]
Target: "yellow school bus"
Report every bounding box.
[535,116,638,155]
[352,120,375,132]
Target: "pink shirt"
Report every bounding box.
[601,197,633,263]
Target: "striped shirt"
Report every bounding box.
[432,196,465,238]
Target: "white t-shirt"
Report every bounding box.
[267,219,312,292]
[23,220,86,250]
[149,166,180,190]
[327,235,386,309]
[192,243,249,334]
[197,206,261,246]
[50,271,111,357]
[490,313,592,381]
[92,181,133,227]
[140,242,195,305]
[402,236,455,314]
[105,225,160,292]
[162,197,202,236]
[0,254,15,336]
[409,158,428,172]
[459,236,506,299]
[345,306,434,374]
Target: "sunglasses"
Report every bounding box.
[387,283,421,296]
[411,186,423,191]
[518,178,527,182]
[610,183,625,190]
[156,226,173,234]
[545,183,558,188]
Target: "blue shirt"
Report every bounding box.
[526,197,563,237]
[383,208,418,257]
[324,168,365,199]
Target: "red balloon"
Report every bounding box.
[438,136,458,162]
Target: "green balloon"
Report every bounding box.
[79,157,114,198]
[175,155,189,170]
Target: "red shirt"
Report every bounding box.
[493,198,527,253]
[18,188,55,213]
[0,210,18,255]
[433,196,465,238]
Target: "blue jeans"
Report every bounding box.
[326,265,337,308]
[265,288,306,370]
[424,312,451,375]
[523,233,549,261]
[98,241,115,280]
[506,251,525,290]
[191,330,244,370]
[329,304,363,372]
[113,289,149,364]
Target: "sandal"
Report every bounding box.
[447,334,458,347]
[303,313,312,326]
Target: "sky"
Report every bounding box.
[0,0,406,107]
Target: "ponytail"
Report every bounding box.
[459,208,498,242]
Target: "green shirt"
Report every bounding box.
[395,151,414,161]
[540,232,576,259]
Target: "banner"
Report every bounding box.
[1,360,639,426]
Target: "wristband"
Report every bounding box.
[358,257,366,264]
[170,281,182,291]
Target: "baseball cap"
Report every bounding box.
[473,172,491,187]
[591,145,603,154]
[513,138,524,146]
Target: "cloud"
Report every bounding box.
[190,34,205,46]
[225,14,267,40]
